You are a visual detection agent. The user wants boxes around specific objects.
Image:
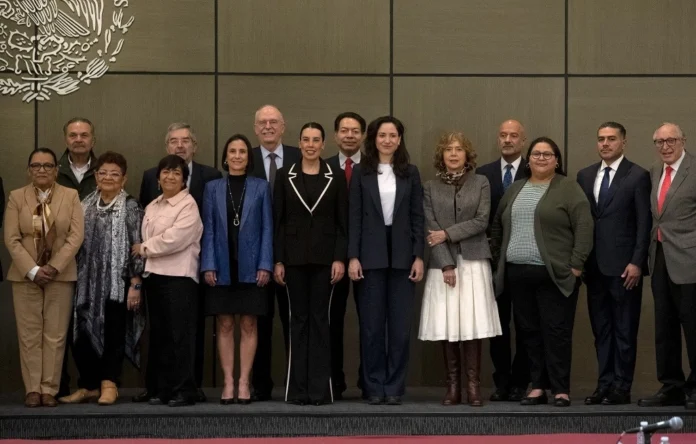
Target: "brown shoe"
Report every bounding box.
[24,392,41,408]
[441,341,461,405]
[462,339,483,407]
[58,388,100,404]
[98,380,118,405]
[40,394,58,407]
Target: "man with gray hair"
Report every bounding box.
[134,122,221,404]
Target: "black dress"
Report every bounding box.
[205,174,268,316]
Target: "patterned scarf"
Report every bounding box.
[33,186,56,266]
[437,169,466,186]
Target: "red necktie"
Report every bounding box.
[345,158,353,186]
[657,165,673,241]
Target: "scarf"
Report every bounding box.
[436,169,466,186]
[32,186,56,266]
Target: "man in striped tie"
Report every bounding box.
[639,122,696,410]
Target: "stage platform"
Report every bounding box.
[1,388,694,439]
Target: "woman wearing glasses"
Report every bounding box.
[59,152,145,406]
[490,137,593,407]
[4,148,84,407]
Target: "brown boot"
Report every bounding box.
[462,340,483,407]
[98,380,118,405]
[441,341,461,405]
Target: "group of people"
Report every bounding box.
[2,107,695,412]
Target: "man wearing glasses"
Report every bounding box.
[250,105,301,401]
[639,123,696,410]
[57,118,98,200]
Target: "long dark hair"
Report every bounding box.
[221,133,254,173]
[525,136,565,176]
[362,116,410,178]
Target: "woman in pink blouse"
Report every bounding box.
[134,154,203,407]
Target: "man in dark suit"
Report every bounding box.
[325,111,366,399]
[476,119,530,402]
[134,122,221,403]
[639,122,696,410]
[577,122,651,406]
[249,105,302,401]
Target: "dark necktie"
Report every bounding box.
[598,166,611,206]
[502,164,513,191]
[268,152,278,194]
[345,157,353,186]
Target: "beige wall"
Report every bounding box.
[1,0,696,393]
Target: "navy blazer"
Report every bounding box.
[139,161,222,213]
[348,163,425,270]
[251,145,302,181]
[577,158,651,277]
[200,176,273,285]
[476,157,528,228]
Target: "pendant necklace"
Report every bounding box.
[227,177,246,227]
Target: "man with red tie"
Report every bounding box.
[639,122,696,410]
[325,112,366,399]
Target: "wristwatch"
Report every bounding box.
[132,283,142,290]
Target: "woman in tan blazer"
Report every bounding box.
[4,147,84,408]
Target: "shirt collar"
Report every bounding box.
[601,154,624,171]
[68,153,91,170]
[260,144,284,159]
[339,150,361,166]
[156,188,190,206]
[501,156,522,171]
[665,150,686,173]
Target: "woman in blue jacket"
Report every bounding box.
[201,134,273,405]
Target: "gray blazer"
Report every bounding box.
[423,172,491,270]
[649,150,696,284]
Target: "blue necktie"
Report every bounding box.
[502,164,513,191]
[598,166,611,206]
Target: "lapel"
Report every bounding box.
[252,148,266,180]
[49,184,66,222]
[366,172,385,223]
[287,161,334,214]
[240,177,256,229]
[189,162,203,199]
[514,158,528,181]
[651,164,661,214]
[491,161,504,197]
[393,174,407,216]
[215,179,228,239]
[660,152,691,215]
[581,162,600,216]
[598,159,630,214]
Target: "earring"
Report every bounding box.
[223,160,228,166]
[556,163,560,169]
[157,182,161,191]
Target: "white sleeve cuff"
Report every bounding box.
[26,266,40,281]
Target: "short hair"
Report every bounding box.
[433,132,477,174]
[597,121,626,138]
[363,116,410,178]
[28,147,58,166]
[334,112,366,133]
[656,122,686,139]
[526,137,565,176]
[63,117,95,137]
[165,122,198,146]
[221,134,254,173]
[96,151,128,175]
[254,105,285,124]
[156,154,189,189]
[300,122,325,141]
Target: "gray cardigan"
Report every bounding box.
[424,172,492,270]
[491,175,593,297]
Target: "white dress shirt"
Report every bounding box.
[338,151,361,169]
[377,163,396,226]
[593,155,624,203]
[658,149,686,194]
[69,155,91,183]
[260,144,284,180]
[500,156,522,183]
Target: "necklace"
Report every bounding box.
[96,191,121,211]
[226,177,246,227]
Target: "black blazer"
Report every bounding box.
[476,157,529,227]
[325,153,363,188]
[251,145,302,181]
[0,176,4,281]
[273,160,348,267]
[576,158,651,277]
[348,163,425,270]
[139,161,222,212]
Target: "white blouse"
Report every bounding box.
[378,163,397,226]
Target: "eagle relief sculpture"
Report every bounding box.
[0,0,134,102]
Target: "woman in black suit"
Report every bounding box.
[348,115,425,405]
[273,122,348,406]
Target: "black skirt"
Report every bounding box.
[204,261,268,316]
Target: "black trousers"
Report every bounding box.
[73,300,127,390]
[329,271,361,394]
[507,263,579,395]
[285,265,332,402]
[58,317,74,396]
[145,274,198,401]
[586,268,642,392]
[489,285,530,391]
[358,268,414,398]
[652,243,696,394]
[252,281,290,396]
[194,283,206,388]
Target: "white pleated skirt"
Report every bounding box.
[418,256,502,342]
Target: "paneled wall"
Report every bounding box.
[1,0,695,394]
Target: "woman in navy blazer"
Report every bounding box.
[201,134,273,405]
[348,116,425,405]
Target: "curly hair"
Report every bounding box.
[433,131,477,174]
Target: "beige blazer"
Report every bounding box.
[4,183,84,282]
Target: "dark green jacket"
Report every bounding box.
[491,175,593,297]
[56,149,98,201]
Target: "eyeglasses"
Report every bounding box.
[653,138,682,148]
[29,163,55,171]
[530,152,556,160]
[97,170,123,179]
[255,119,282,128]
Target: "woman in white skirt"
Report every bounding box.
[419,131,502,406]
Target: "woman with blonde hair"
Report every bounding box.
[418,132,501,406]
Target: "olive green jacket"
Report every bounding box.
[56,149,98,200]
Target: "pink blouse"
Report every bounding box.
[141,189,203,283]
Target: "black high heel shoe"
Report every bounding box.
[220,398,236,405]
[520,392,548,406]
